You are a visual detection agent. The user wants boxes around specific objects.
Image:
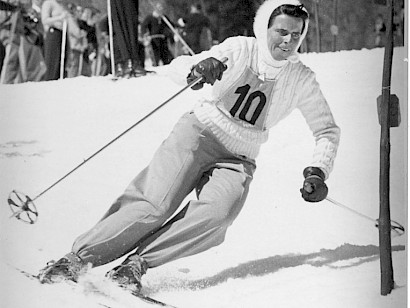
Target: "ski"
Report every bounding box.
[14,268,113,308]
[14,266,176,308]
[131,291,176,307]
[109,69,157,82]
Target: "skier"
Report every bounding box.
[39,0,340,294]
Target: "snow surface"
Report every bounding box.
[0,47,407,308]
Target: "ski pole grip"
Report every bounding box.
[189,57,229,88]
[220,57,229,63]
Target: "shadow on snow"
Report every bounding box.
[148,243,405,293]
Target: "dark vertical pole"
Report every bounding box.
[314,0,321,52]
[379,0,395,296]
[332,0,338,51]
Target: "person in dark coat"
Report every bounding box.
[182,3,212,54]
[110,0,145,78]
[141,2,173,66]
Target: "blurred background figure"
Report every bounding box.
[1,0,405,82]
[141,2,173,66]
[110,0,145,78]
[392,4,404,46]
[95,13,110,76]
[81,7,99,76]
[373,14,386,47]
[67,5,98,77]
[179,3,212,54]
[66,4,87,78]
[41,0,80,80]
[0,0,46,84]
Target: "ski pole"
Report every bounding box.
[106,0,116,76]
[147,0,195,56]
[160,14,195,56]
[325,197,405,235]
[7,57,228,224]
[60,20,68,80]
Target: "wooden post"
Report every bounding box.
[378,0,395,296]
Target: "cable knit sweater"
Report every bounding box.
[167,0,340,179]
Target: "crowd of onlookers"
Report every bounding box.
[371,5,405,49]
[0,0,213,84]
[2,0,403,85]
[0,0,113,83]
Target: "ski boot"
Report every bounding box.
[38,252,86,284]
[123,59,135,78]
[115,62,125,78]
[106,255,148,293]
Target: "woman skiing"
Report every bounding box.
[39,0,340,294]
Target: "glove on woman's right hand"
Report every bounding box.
[186,57,227,90]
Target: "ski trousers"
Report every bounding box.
[72,112,256,268]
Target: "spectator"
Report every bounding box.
[95,14,110,76]
[374,14,386,47]
[0,0,46,83]
[85,8,100,76]
[110,0,145,78]
[21,0,47,81]
[72,6,97,77]
[141,2,173,66]
[66,5,87,78]
[0,0,24,83]
[29,0,45,50]
[393,6,404,46]
[41,0,80,80]
[80,7,98,75]
[136,22,146,69]
[181,3,212,54]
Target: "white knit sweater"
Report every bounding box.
[167,0,340,179]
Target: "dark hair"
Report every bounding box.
[268,4,309,31]
[192,3,202,11]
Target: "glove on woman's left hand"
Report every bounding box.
[300,166,328,202]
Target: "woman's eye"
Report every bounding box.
[292,33,301,39]
[276,29,288,36]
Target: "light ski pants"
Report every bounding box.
[72,112,256,268]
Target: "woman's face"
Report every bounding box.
[267,14,304,61]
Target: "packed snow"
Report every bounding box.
[0,46,407,308]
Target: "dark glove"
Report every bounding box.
[300,166,328,202]
[186,57,227,90]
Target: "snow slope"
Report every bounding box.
[0,47,407,308]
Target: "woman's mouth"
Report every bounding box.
[279,46,290,52]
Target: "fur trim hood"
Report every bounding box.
[253,0,309,75]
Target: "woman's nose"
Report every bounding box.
[282,34,292,43]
